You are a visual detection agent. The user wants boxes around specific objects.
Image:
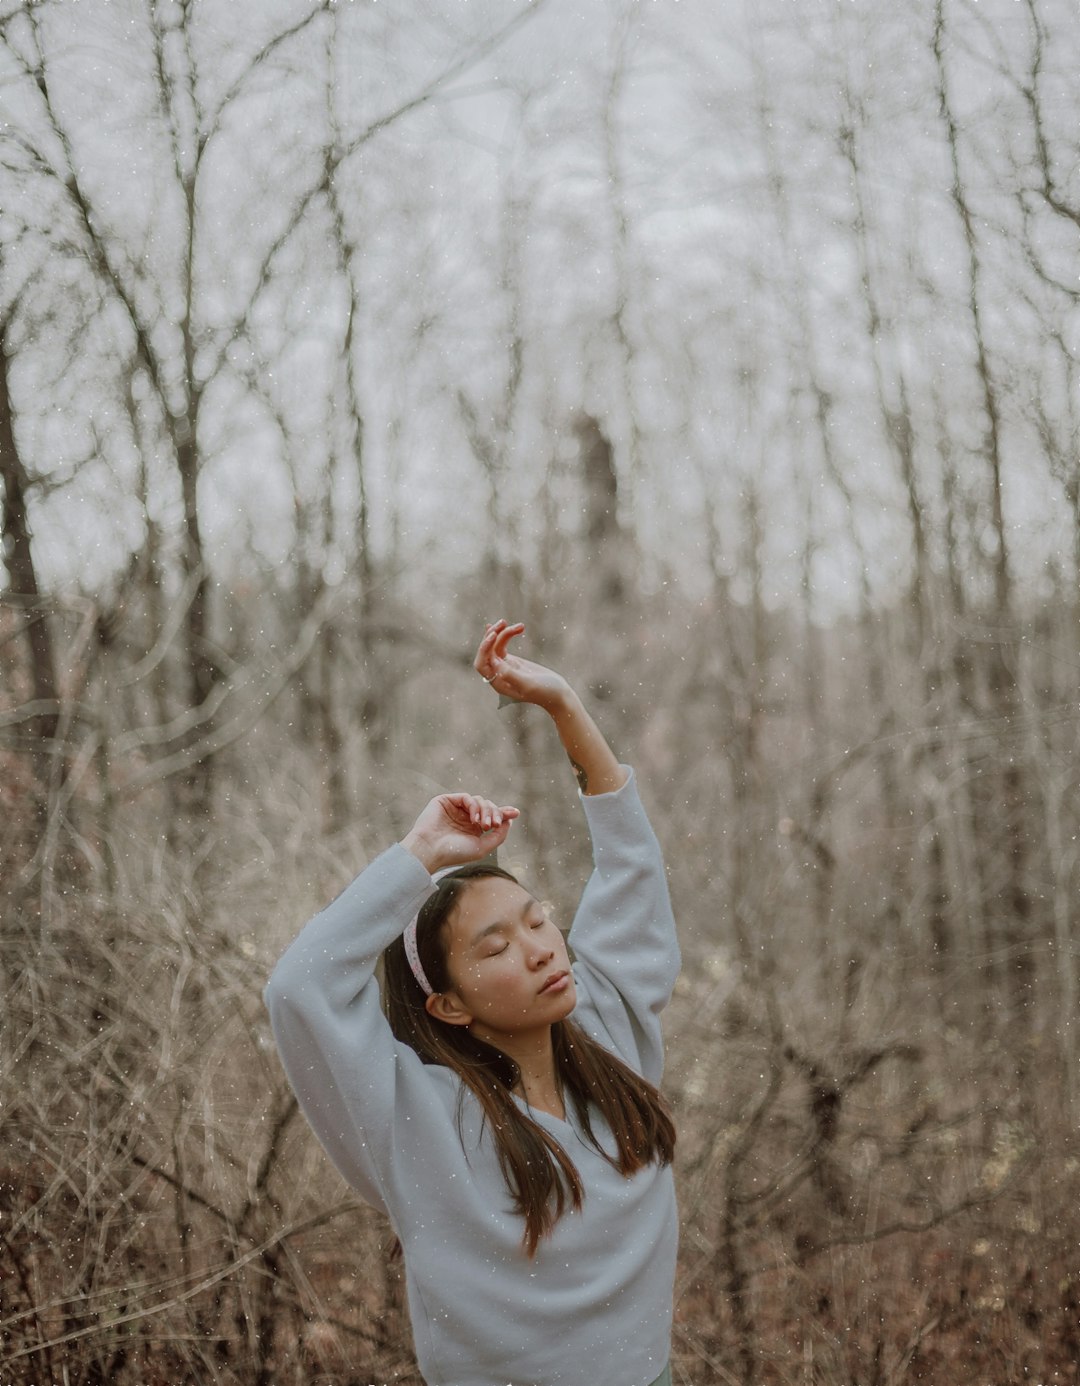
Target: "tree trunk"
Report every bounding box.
[934,0,1032,1050]
[170,421,215,830]
[0,328,60,819]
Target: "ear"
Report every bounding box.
[425,991,474,1027]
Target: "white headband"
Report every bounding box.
[403,867,456,996]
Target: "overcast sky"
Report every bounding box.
[2,0,1076,617]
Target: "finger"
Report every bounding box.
[474,624,503,674]
[493,622,523,659]
[482,801,520,831]
[446,792,480,822]
[484,817,515,850]
[447,791,507,809]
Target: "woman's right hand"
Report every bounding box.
[401,793,519,875]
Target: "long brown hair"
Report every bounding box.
[382,863,676,1256]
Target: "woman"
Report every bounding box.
[265,620,680,1386]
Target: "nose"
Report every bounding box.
[526,935,555,969]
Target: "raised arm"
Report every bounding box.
[474,621,678,1082]
[264,791,517,1211]
[474,619,627,796]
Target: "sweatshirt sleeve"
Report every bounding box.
[263,843,438,1216]
[566,767,680,1086]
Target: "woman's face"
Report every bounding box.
[436,876,576,1040]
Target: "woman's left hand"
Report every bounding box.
[474,621,571,713]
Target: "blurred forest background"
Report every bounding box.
[2,0,1079,1381]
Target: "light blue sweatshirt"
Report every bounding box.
[264,769,680,1386]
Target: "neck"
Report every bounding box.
[472,1022,562,1110]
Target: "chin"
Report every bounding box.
[553,988,577,1020]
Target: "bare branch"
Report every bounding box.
[204,0,551,387]
[0,1200,363,1369]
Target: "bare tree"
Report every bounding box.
[0,298,59,824]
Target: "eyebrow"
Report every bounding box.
[469,899,540,947]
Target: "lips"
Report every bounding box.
[539,971,571,995]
